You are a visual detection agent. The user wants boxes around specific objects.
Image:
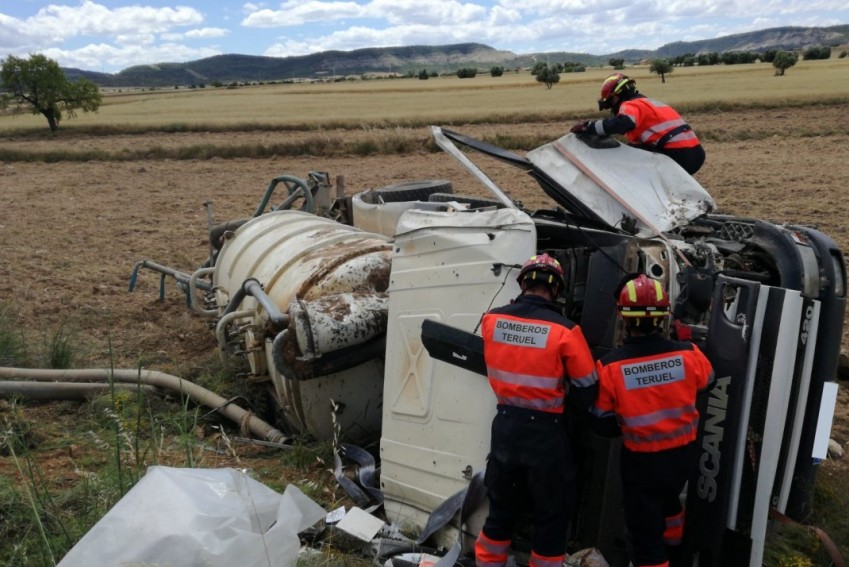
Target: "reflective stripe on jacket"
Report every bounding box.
[617,96,700,149]
[593,335,714,452]
[482,294,597,414]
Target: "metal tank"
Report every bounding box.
[211,210,393,443]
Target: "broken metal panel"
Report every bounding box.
[525,134,715,237]
[380,207,536,546]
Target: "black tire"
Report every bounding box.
[368,179,453,203]
[428,192,505,209]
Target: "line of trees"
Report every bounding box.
[666,45,835,67]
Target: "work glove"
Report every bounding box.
[570,120,592,134]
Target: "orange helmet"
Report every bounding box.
[617,274,670,318]
[599,73,636,110]
[517,253,565,288]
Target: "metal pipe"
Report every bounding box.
[0,381,157,400]
[242,278,289,330]
[188,267,217,316]
[0,367,288,444]
[252,175,315,217]
[128,260,214,304]
[215,309,253,351]
[221,284,249,317]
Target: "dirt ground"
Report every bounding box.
[1,103,848,548]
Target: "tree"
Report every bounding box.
[535,65,560,89]
[418,69,429,80]
[802,46,831,60]
[490,66,504,77]
[773,51,798,76]
[0,53,102,132]
[530,61,548,76]
[608,58,625,69]
[649,59,673,83]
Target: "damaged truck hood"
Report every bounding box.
[434,126,716,237]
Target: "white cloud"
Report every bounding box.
[16,1,203,46]
[243,0,486,27]
[185,27,230,39]
[243,2,363,27]
[364,0,486,26]
[40,42,221,72]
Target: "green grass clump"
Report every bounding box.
[0,304,29,367]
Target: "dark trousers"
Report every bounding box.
[635,143,706,175]
[481,408,576,558]
[620,442,697,566]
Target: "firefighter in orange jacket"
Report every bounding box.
[592,275,714,567]
[475,254,598,567]
[570,73,705,175]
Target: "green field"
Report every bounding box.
[1,57,848,132]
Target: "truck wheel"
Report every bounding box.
[370,180,453,203]
[428,193,504,209]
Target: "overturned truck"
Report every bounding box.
[131,128,845,567]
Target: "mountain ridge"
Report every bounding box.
[64,24,849,88]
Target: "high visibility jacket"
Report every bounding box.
[593,335,714,452]
[481,294,597,414]
[596,95,700,150]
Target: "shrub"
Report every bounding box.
[535,65,560,89]
[773,51,798,76]
[802,46,832,60]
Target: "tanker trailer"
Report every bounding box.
[132,204,394,444]
[210,210,393,443]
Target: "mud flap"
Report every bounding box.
[420,319,486,377]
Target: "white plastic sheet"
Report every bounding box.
[57,466,326,567]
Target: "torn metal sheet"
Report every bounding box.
[525,133,715,237]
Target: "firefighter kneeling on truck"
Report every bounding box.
[591,275,715,567]
[475,254,598,567]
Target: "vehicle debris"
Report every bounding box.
[130,127,845,566]
[56,466,326,567]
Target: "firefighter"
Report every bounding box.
[570,73,706,175]
[591,274,714,567]
[475,253,598,567]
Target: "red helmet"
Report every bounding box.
[617,274,670,318]
[517,253,565,288]
[601,73,636,100]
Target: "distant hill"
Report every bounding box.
[64,25,849,88]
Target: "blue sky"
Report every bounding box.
[2,1,848,73]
